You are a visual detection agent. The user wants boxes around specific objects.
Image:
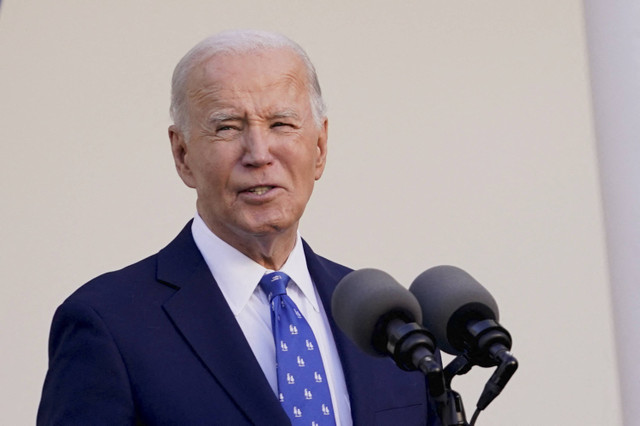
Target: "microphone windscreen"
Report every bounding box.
[332,268,422,356]
[409,265,499,355]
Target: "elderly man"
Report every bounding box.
[38,30,438,425]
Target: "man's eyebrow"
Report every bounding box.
[271,109,300,120]
[205,109,301,124]
[207,111,243,123]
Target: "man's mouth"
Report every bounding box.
[246,186,274,196]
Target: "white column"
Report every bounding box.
[583,1,640,424]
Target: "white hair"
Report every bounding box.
[170,29,326,138]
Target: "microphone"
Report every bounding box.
[409,265,518,411]
[409,265,512,365]
[331,268,444,395]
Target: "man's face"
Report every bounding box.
[170,48,327,248]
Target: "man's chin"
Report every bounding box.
[242,221,292,237]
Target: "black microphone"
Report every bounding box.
[409,265,518,410]
[331,268,444,396]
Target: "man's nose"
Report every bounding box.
[241,126,274,167]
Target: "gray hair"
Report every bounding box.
[170,29,326,138]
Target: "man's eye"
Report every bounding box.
[217,125,236,132]
[272,122,291,128]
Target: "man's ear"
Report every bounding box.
[169,125,196,188]
[314,118,328,181]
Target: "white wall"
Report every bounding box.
[0,1,621,424]
[584,1,640,424]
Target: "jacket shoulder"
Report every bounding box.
[64,254,162,307]
[64,221,196,309]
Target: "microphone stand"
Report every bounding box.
[436,355,473,426]
[434,319,519,426]
[386,321,472,425]
[382,319,462,424]
[382,317,518,425]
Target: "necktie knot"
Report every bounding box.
[259,271,291,302]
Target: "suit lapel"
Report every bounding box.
[305,242,431,425]
[157,223,291,426]
[303,241,378,424]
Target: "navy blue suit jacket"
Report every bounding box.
[38,222,439,425]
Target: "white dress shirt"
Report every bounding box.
[191,214,352,425]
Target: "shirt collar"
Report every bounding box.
[191,213,320,316]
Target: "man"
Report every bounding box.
[38,30,438,425]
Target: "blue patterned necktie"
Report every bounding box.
[259,271,336,426]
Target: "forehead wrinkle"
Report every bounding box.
[259,73,312,122]
[200,85,308,124]
[186,85,227,119]
[187,54,313,124]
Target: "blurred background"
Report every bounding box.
[1,1,638,424]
